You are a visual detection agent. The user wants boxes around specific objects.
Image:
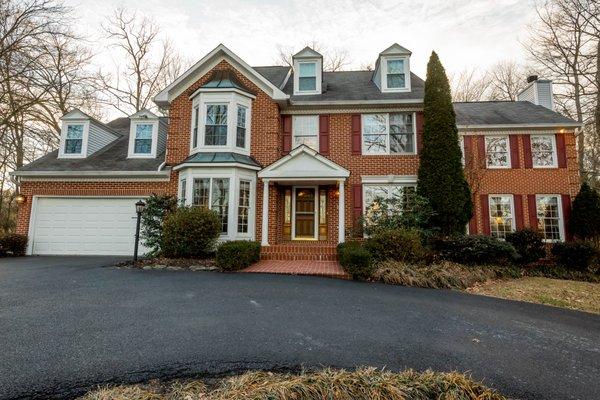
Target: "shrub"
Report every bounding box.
[505,228,546,264]
[337,242,373,280]
[141,194,178,256]
[360,195,436,238]
[0,234,28,256]
[551,241,598,272]
[570,182,600,240]
[432,235,518,265]
[364,229,427,263]
[216,240,261,271]
[161,207,221,258]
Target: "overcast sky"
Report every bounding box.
[69,0,539,99]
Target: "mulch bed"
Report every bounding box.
[114,257,218,271]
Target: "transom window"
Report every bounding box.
[362,113,414,155]
[204,104,228,146]
[65,124,84,154]
[485,136,510,168]
[298,62,317,92]
[386,59,406,89]
[363,184,416,226]
[536,195,563,241]
[238,180,251,234]
[488,195,514,239]
[236,105,247,148]
[292,115,319,151]
[192,177,230,234]
[133,123,153,154]
[531,135,557,167]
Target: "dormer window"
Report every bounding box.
[373,44,412,93]
[133,123,154,154]
[58,118,90,159]
[65,124,84,154]
[292,47,323,95]
[127,110,161,158]
[298,62,317,91]
[386,59,405,89]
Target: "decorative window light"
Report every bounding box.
[488,195,514,239]
[362,113,415,155]
[485,136,510,168]
[292,115,319,151]
[536,195,563,242]
[531,135,557,168]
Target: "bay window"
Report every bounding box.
[362,113,415,155]
[205,104,228,146]
[192,177,229,234]
[488,195,514,239]
[536,195,563,241]
[485,136,510,168]
[292,115,319,151]
[531,135,557,167]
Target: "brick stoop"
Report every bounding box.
[260,242,338,261]
[242,260,350,280]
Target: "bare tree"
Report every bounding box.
[487,60,531,101]
[450,68,490,102]
[275,41,351,72]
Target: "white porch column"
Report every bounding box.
[261,179,270,246]
[338,179,345,243]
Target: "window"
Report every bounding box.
[292,115,319,151]
[536,195,563,241]
[192,105,199,148]
[298,62,317,91]
[459,136,465,166]
[238,180,251,234]
[192,178,210,207]
[362,113,415,155]
[192,177,230,234]
[236,105,247,148]
[485,136,510,168]
[488,195,514,239]
[179,179,187,206]
[64,124,84,154]
[133,123,153,154]
[204,104,228,146]
[386,59,405,89]
[531,135,557,167]
[363,184,416,226]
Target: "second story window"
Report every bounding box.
[531,135,557,167]
[205,104,228,146]
[236,105,247,148]
[65,124,84,154]
[386,59,405,89]
[298,62,317,92]
[485,136,510,168]
[133,124,153,154]
[362,113,415,155]
[192,105,199,148]
[292,115,319,151]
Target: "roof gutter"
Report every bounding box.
[10,169,172,178]
[457,122,582,130]
[289,99,424,106]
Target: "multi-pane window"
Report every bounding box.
[237,180,251,234]
[531,135,557,167]
[134,123,153,154]
[192,105,199,148]
[292,115,319,151]
[192,177,230,234]
[536,195,562,241]
[386,59,405,89]
[179,179,187,206]
[363,184,416,226]
[192,178,210,207]
[485,136,510,168]
[204,104,228,145]
[488,195,514,239]
[65,124,84,154]
[236,105,247,148]
[298,62,317,91]
[362,113,414,155]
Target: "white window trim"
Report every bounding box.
[361,112,417,155]
[58,120,90,159]
[189,92,252,155]
[485,135,511,169]
[128,120,159,158]
[487,194,515,239]
[293,58,322,95]
[380,55,411,93]
[291,185,319,240]
[292,115,319,152]
[535,194,564,243]
[531,134,558,169]
[361,181,417,215]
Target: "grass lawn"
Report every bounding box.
[466,277,600,314]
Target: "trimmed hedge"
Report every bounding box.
[364,229,427,263]
[505,228,546,264]
[161,207,221,258]
[0,234,28,256]
[551,241,598,272]
[337,241,373,280]
[216,240,261,271]
[432,235,518,265]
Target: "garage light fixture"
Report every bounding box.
[15,194,26,204]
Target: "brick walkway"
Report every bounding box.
[242,260,350,279]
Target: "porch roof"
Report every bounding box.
[258,145,349,181]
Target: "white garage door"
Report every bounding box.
[30,197,148,256]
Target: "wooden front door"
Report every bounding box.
[294,188,316,238]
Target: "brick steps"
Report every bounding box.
[260,243,338,261]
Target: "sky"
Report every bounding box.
[67,0,539,111]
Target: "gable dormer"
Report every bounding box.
[292,47,323,95]
[57,109,120,159]
[373,43,412,93]
[127,109,167,158]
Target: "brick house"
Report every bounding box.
[12,44,580,257]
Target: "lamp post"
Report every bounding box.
[133,200,146,262]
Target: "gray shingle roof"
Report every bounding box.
[254,66,290,89]
[453,101,578,127]
[178,152,261,168]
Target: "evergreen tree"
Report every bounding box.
[570,182,600,239]
[417,52,473,235]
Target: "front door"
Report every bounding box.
[294,188,316,239]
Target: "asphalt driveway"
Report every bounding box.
[0,257,598,400]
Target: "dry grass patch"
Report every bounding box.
[80,368,505,400]
[467,277,600,314]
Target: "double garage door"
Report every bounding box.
[30,197,148,256]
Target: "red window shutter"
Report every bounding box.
[468,199,477,234]
[556,134,567,168]
[416,112,424,153]
[352,184,362,222]
[463,136,473,164]
[282,115,292,154]
[509,135,520,168]
[514,194,524,230]
[561,194,572,240]
[319,115,330,155]
[523,135,533,168]
[480,194,491,235]
[351,114,361,155]
[477,136,486,167]
[527,194,538,229]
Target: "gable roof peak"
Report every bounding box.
[129,109,159,119]
[380,43,412,56]
[293,46,323,59]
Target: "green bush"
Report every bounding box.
[161,207,221,258]
[505,228,546,264]
[570,182,600,240]
[141,194,178,256]
[432,235,518,265]
[364,229,427,263]
[551,241,598,272]
[216,240,261,271]
[337,242,373,280]
[0,234,28,256]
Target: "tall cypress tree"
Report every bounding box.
[570,182,600,239]
[417,52,472,235]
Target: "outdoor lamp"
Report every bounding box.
[135,200,146,214]
[133,200,146,262]
[15,194,26,204]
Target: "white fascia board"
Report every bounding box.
[361,175,418,184]
[290,99,424,106]
[457,122,582,130]
[11,169,171,177]
[173,162,261,171]
[258,145,349,179]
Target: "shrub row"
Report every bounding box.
[216,240,261,271]
[0,234,27,257]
